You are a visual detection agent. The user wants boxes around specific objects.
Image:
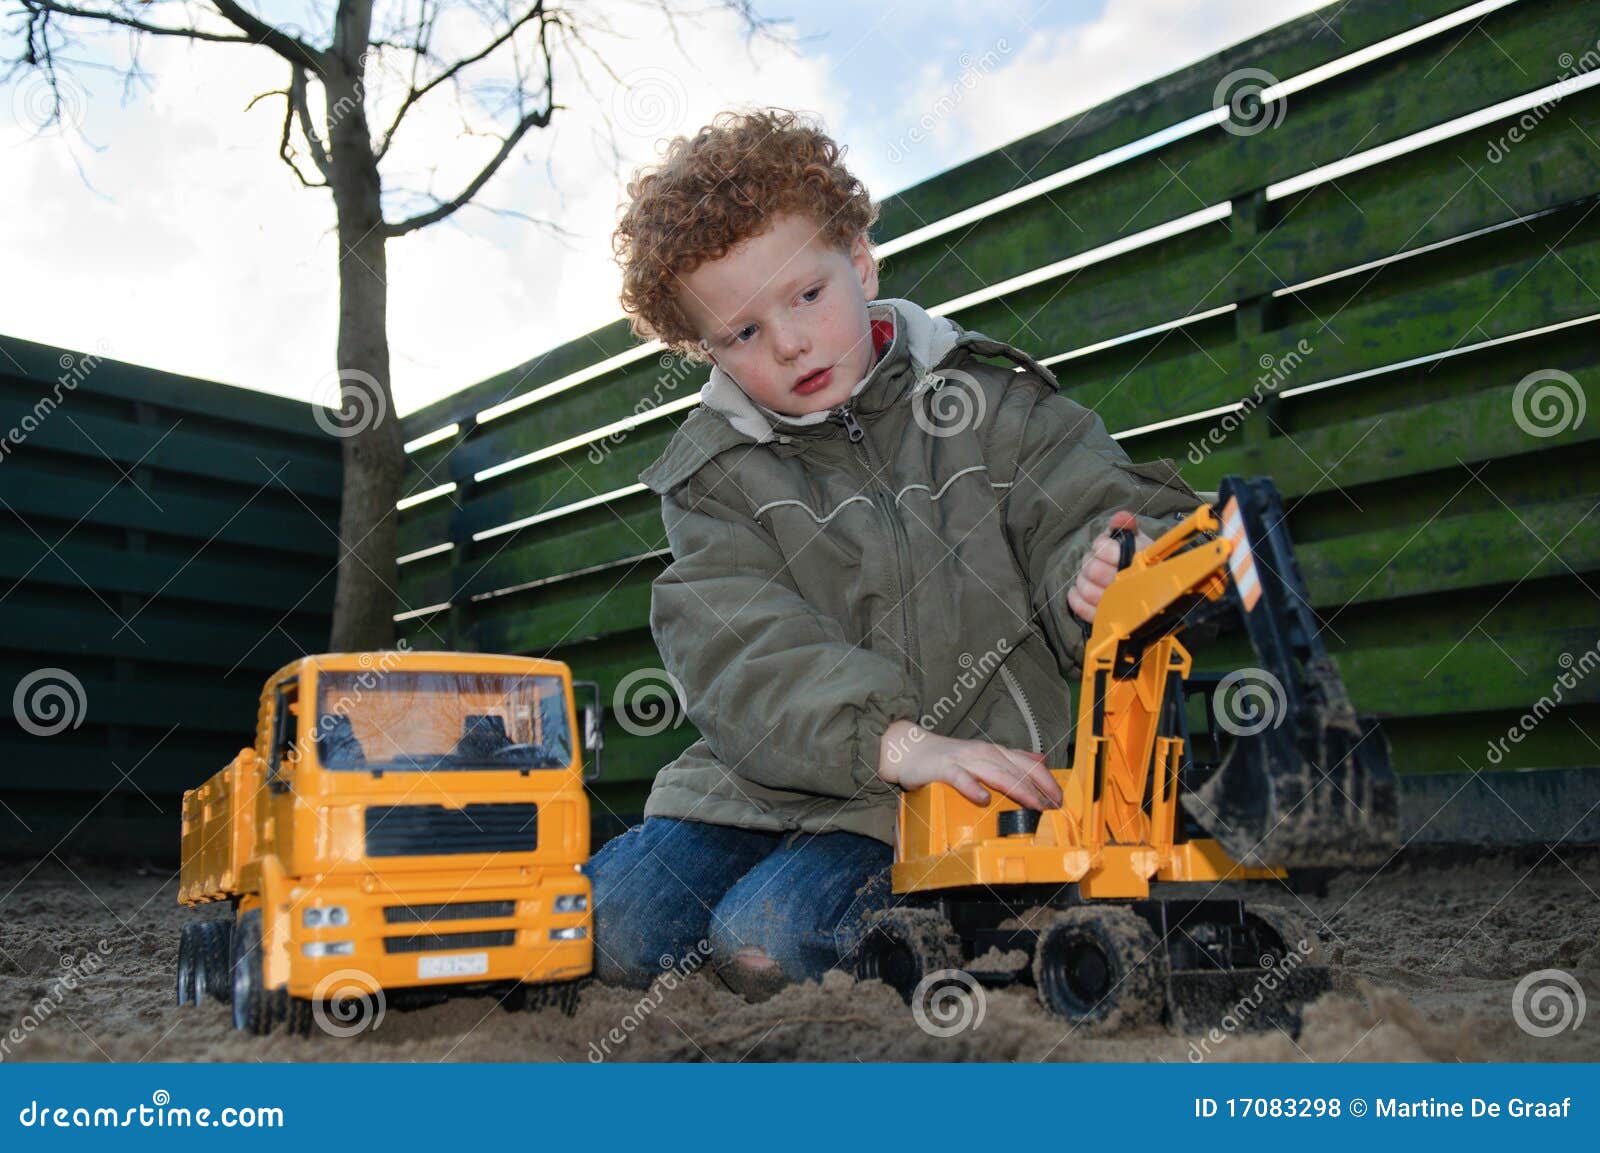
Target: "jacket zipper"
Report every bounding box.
[997,661,1043,756]
[832,401,920,680]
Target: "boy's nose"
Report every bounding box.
[772,320,808,361]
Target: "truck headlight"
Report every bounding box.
[302,941,354,957]
[549,926,588,941]
[303,905,349,928]
[553,894,587,913]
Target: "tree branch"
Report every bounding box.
[288,66,332,179]
[18,0,253,43]
[383,99,554,237]
[374,0,548,163]
[207,0,331,74]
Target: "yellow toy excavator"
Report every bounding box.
[854,476,1398,1033]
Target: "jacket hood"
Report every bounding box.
[638,297,964,494]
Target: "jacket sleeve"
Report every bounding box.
[648,481,921,800]
[1001,383,1202,676]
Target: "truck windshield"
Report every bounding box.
[313,671,572,772]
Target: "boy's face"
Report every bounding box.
[675,211,880,417]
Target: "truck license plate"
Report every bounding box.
[417,952,489,980]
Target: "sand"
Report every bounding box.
[1,845,1596,1063]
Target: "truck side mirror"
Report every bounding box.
[572,681,603,783]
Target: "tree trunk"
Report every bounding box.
[324,32,404,653]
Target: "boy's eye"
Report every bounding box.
[733,324,758,344]
[801,285,823,303]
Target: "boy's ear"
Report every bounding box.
[850,232,879,300]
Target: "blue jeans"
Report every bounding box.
[583,817,893,997]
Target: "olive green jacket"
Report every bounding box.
[636,297,1202,845]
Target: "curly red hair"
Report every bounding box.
[613,107,880,360]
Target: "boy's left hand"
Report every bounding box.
[1066,510,1152,625]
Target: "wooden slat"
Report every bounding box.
[473,565,658,653]
[1065,227,1600,431]
[0,334,334,443]
[877,0,1483,238]
[0,394,342,499]
[884,0,1597,313]
[1343,627,1600,718]
[1185,371,1600,499]
[1297,495,1600,607]
[0,463,339,558]
[4,603,327,669]
[0,526,336,613]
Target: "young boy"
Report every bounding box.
[588,107,1202,999]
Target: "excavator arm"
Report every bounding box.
[1078,475,1399,869]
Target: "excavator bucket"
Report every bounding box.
[1180,477,1399,869]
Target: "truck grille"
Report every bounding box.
[364,804,538,857]
[382,929,517,954]
[383,900,517,925]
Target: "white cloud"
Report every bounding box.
[884,0,1331,177]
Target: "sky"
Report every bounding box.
[1,0,1328,416]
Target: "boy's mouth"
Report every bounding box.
[793,366,833,395]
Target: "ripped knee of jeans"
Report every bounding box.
[717,945,787,1001]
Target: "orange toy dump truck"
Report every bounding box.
[176,651,601,1035]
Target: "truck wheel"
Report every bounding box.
[511,979,585,1016]
[1033,905,1167,1030]
[1243,904,1328,966]
[176,923,198,1007]
[853,907,961,1004]
[195,921,233,1005]
[229,909,274,1035]
[285,997,314,1038]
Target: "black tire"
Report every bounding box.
[1033,905,1167,1030]
[195,920,233,1004]
[229,909,274,1035]
[1243,904,1328,966]
[285,997,315,1038]
[512,979,585,1016]
[176,923,198,1007]
[853,907,962,1004]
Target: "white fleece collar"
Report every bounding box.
[697,297,963,443]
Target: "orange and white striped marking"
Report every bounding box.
[1220,496,1261,612]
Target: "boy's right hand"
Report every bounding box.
[875,720,1063,811]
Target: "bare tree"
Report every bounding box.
[6,0,777,649]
